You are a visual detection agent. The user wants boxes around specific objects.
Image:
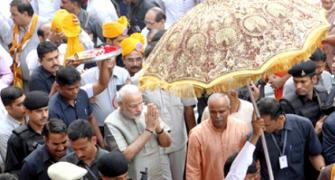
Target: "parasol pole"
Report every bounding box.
[247,84,274,180]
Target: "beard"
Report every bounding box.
[121,109,141,120]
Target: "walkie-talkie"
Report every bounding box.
[140,168,148,180]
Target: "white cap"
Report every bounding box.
[47,162,87,180]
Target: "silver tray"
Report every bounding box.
[68,48,122,63]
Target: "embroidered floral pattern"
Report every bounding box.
[141,0,329,94]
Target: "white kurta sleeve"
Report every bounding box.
[225,141,256,180]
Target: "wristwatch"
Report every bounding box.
[157,128,164,135]
[145,128,154,134]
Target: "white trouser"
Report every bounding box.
[160,145,187,180]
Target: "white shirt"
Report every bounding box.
[0,0,12,20]
[0,44,13,91]
[79,30,94,50]
[0,12,12,49]
[141,27,150,48]
[87,0,118,24]
[225,141,256,180]
[30,0,61,22]
[264,83,275,98]
[0,43,12,66]
[130,70,144,86]
[0,100,7,172]
[230,99,254,131]
[0,99,7,137]
[81,66,130,126]
[143,88,197,153]
[0,114,26,170]
[162,0,197,28]
[0,58,12,92]
[140,27,168,48]
[79,83,94,99]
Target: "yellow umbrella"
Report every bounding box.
[139,1,329,179]
[140,0,329,97]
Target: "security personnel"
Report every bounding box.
[280,60,328,180]
[255,98,325,180]
[20,119,68,180]
[5,91,49,177]
[280,60,328,126]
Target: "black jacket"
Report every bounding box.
[5,124,44,177]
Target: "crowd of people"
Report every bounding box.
[1,0,335,180]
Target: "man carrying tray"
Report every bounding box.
[30,40,115,98]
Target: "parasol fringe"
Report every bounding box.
[139,24,329,98]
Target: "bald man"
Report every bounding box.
[142,7,166,44]
[186,93,249,180]
[144,7,166,31]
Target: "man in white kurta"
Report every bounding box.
[104,84,172,180]
[143,88,197,180]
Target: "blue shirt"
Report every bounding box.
[322,112,335,164]
[20,145,54,180]
[254,114,322,180]
[48,89,92,126]
[29,66,55,93]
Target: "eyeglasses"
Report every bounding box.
[144,20,156,26]
[125,57,143,63]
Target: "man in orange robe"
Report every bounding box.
[186,93,249,180]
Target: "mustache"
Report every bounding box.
[79,156,86,160]
[51,64,60,68]
[131,66,141,69]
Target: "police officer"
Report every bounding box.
[20,119,68,180]
[280,60,328,180]
[280,60,328,127]
[5,91,49,177]
[97,150,129,180]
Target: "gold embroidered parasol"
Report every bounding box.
[139,0,329,96]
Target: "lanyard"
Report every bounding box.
[270,130,288,156]
[83,164,99,180]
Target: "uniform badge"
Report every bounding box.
[301,70,306,76]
